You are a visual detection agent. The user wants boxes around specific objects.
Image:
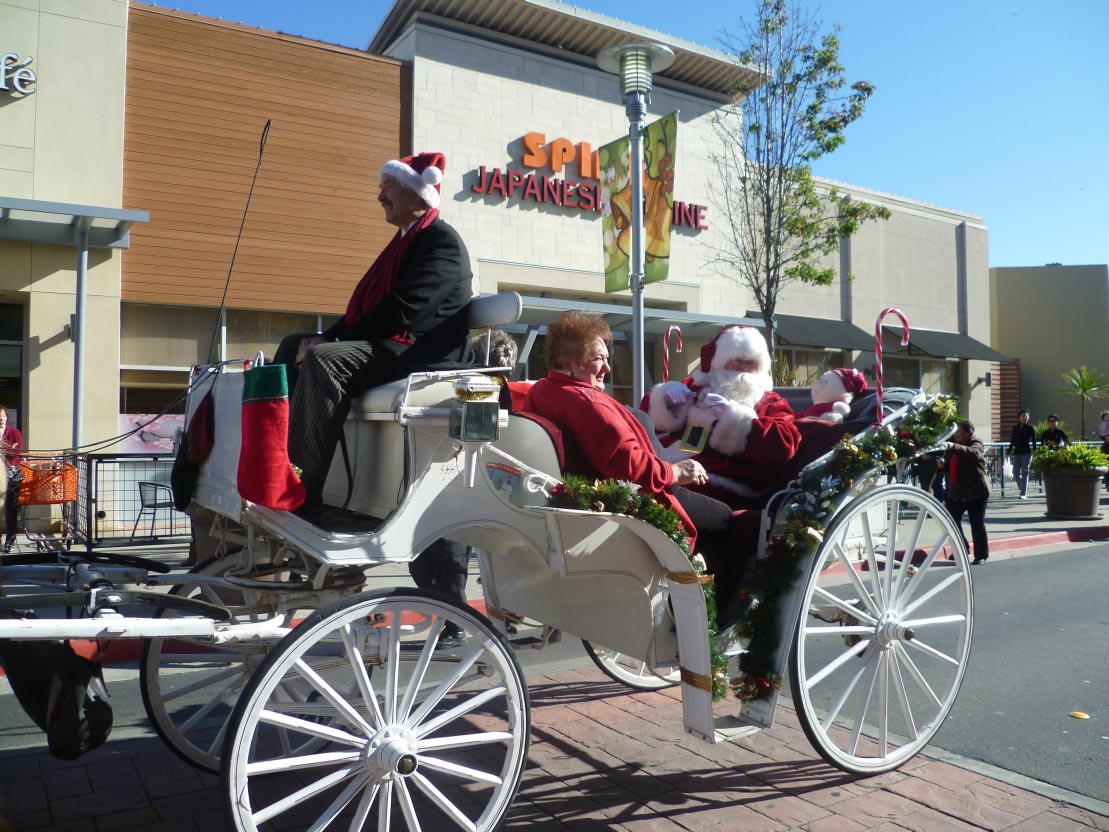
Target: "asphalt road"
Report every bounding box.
[929,541,1109,802]
[0,544,1105,803]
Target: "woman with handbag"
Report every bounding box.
[0,406,23,553]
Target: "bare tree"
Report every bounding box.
[708,0,890,346]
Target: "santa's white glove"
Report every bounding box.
[664,386,693,407]
[702,392,730,411]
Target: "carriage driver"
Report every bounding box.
[274,151,474,520]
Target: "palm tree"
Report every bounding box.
[1060,365,1106,439]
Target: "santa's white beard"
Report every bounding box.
[705,369,773,409]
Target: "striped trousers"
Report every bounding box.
[287,340,407,488]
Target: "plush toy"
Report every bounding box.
[797,368,867,423]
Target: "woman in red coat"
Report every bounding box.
[0,406,22,553]
[522,312,750,601]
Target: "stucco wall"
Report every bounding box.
[0,0,129,449]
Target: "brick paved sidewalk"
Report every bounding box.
[1,665,1105,832]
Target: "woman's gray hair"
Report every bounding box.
[474,329,518,368]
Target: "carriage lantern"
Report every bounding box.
[449,375,502,442]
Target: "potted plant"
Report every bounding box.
[1030,443,1109,520]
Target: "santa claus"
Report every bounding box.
[643,325,801,504]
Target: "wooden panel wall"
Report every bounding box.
[992,358,1022,440]
[123,4,411,313]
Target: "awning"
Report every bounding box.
[884,326,1009,362]
[770,313,874,351]
[0,196,148,249]
[0,195,150,447]
[518,295,762,339]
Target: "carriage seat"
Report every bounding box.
[348,292,525,417]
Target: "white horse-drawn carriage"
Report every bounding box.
[0,293,973,831]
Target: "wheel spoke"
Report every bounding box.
[259,709,366,748]
[805,638,874,689]
[883,499,898,603]
[860,512,886,609]
[377,780,393,832]
[414,686,507,739]
[419,754,504,785]
[160,665,243,701]
[252,764,361,825]
[832,542,880,618]
[384,615,401,724]
[176,675,241,733]
[411,770,477,832]
[398,618,446,724]
[349,782,380,831]
[340,626,385,732]
[878,647,890,757]
[893,641,942,707]
[900,572,964,618]
[247,750,362,776]
[307,771,372,832]
[406,643,486,728]
[847,650,883,756]
[804,625,874,636]
[896,530,952,610]
[889,648,919,741]
[812,586,878,625]
[418,731,513,751]
[902,614,966,629]
[889,506,927,609]
[820,643,879,731]
[294,658,375,736]
[395,778,424,832]
[902,635,960,666]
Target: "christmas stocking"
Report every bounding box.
[237,364,306,511]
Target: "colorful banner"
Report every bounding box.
[600,111,678,293]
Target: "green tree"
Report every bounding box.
[708,0,890,349]
[1060,365,1106,439]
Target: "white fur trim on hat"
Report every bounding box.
[380,151,446,209]
[701,326,771,376]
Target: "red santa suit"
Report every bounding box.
[642,326,801,506]
[522,372,699,550]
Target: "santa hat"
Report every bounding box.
[697,326,771,377]
[833,368,867,399]
[379,151,446,209]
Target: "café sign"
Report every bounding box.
[471,130,708,230]
[1,53,37,96]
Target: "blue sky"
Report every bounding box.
[143,0,1108,269]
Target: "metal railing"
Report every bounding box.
[72,453,190,549]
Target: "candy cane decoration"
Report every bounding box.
[874,307,910,424]
[663,325,683,382]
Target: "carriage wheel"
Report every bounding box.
[139,555,295,772]
[790,484,973,774]
[582,640,679,690]
[222,589,530,832]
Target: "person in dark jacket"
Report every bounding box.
[1040,414,1068,448]
[944,420,991,565]
[280,152,474,514]
[1006,409,1036,499]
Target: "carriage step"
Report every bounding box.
[712,714,764,742]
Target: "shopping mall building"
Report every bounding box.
[0,0,1005,454]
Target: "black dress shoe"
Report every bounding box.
[436,623,466,651]
[971,556,988,565]
[3,538,13,554]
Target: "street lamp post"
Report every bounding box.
[598,41,674,405]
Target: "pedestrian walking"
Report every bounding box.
[1007,409,1036,499]
[1040,414,1068,447]
[944,420,991,565]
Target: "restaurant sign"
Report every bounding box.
[1,53,37,96]
[471,131,707,230]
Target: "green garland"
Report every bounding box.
[545,395,959,705]
[731,394,959,700]
[547,475,730,700]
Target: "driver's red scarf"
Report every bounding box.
[342,208,439,345]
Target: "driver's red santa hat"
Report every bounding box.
[698,325,771,376]
[833,367,867,398]
[379,151,445,210]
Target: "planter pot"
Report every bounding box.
[1041,467,1108,520]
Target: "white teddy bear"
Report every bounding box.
[796,368,867,423]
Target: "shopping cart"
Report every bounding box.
[16,456,81,552]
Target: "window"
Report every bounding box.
[776,349,847,387]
